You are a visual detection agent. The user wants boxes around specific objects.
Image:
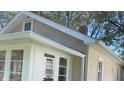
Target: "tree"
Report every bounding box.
[33,11,124,59]
[1,11,124,60]
[0,11,17,31]
[89,12,124,59]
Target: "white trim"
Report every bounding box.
[44,57,55,81]
[3,49,11,81]
[30,32,85,58]
[98,56,104,81]
[22,19,33,32]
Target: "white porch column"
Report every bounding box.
[3,49,11,81]
[80,57,85,81]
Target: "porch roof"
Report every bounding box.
[0,32,85,58]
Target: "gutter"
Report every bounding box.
[0,32,85,58]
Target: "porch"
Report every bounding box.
[0,43,85,81]
[0,32,86,81]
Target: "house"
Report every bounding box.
[0,11,123,81]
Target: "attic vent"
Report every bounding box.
[23,20,33,31]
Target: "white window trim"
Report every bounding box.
[98,56,104,81]
[22,19,33,32]
[117,67,120,81]
[58,57,68,81]
[44,56,55,81]
[1,49,24,81]
[0,50,6,81]
[9,50,24,81]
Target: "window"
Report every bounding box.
[9,50,23,81]
[44,53,55,81]
[58,58,67,81]
[24,21,32,31]
[0,51,6,81]
[44,58,54,81]
[117,68,120,80]
[98,57,104,81]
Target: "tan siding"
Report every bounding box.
[87,45,122,81]
[2,21,23,34]
[11,22,22,33]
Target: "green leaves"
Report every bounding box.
[34,11,124,59]
[0,11,17,30]
[0,11,123,60]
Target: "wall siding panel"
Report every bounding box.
[87,45,122,81]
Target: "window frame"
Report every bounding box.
[0,50,6,81]
[9,50,24,81]
[117,67,120,81]
[44,56,55,81]
[22,19,33,32]
[97,56,104,81]
[58,57,68,81]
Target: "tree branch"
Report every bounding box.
[101,12,124,34]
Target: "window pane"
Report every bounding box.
[11,50,23,60]
[98,61,103,81]
[0,51,5,81]
[46,59,53,69]
[46,69,53,74]
[11,62,22,72]
[46,64,53,69]
[16,62,22,72]
[9,73,21,81]
[0,51,6,60]
[98,62,102,72]
[47,59,53,65]
[24,22,31,31]
[46,74,53,78]
[58,76,66,81]
[0,72,4,81]
[59,58,67,66]
[10,50,23,81]
[44,74,53,81]
[58,57,67,81]
[44,57,54,81]
[59,67,66,75]
[0,61,5,71]
[98,72,102,81]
